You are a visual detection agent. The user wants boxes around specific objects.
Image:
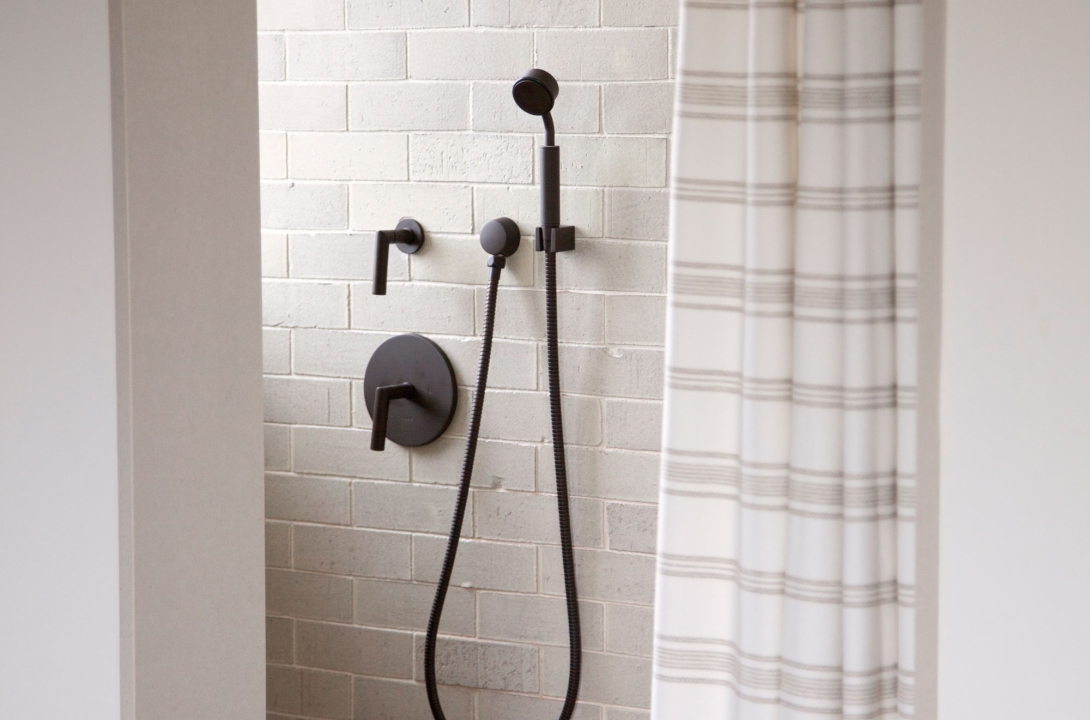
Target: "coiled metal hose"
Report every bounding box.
[424,252,581,719]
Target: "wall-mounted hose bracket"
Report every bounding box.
[535,225,575,253]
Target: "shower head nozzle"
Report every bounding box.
[512,68,559,116]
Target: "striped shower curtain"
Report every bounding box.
[652,2,919,718]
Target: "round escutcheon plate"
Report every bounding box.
[364,334,457,448]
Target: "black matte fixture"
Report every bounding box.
[423,70,583,720]
[512,68,558,117]
[513,68,574,254]
[363,334,457,451]
[372,218,424,295]
[478,216,521,262]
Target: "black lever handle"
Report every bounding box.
[370,382,416,451]
[373,218,425,295]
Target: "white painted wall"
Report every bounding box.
[938,0,1090,715]
[0,1,121,717]
[0,2,265,718]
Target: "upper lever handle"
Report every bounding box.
[373,218,425,295]
[370,382,416,451]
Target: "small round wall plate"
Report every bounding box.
[364,334,457,447]
[394,218,425,254]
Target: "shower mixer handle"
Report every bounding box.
[369,382,415,451]
[373,218,425,295]
[364,334,458,452]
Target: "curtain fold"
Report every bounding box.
[653,2,920,718]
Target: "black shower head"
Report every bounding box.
[512,69,559,116]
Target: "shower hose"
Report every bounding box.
[424,250,581,720]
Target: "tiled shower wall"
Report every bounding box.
[258,1,675,718]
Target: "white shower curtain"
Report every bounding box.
[653,2,919,719]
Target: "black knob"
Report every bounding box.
[480,217,521,258]
[373,218,424,295]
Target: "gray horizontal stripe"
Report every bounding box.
[679,69,920,81]
[677,111,797,123]
[664,447,743,460]
[674,177,795,188]
[655,650,899,703]
[661,493,904,521]
[662,453,789,471]
[652,673,792,707]
[672,193,919,210]
[667,303,913,325]
[669,293,888,309]
[657,575,901,605]
[683,0,919,10]
[649,657,898,692]
[664,473,907,499]
[681,84,798,106]
[679,82,919,111]
[684,0,798,9]
[665,389,915,411]
[666,456,909,482]
[655,650,900,682]
[661,497,905,522]
[805,70,921,80]
[660,554,901,603]
[801,113,922,125]
[806,0,920,6]
[656,636,900,675]
[670,276,916,311]
[670,188,920,203]
[653,673,900,717]
[678,111,921,126]
[800,85,920,108]
[665,374,916,410]
[670,261,918,283]
[671,179,918,197]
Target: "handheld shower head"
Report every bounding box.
[511,68,569,250]
[512,68,559,116]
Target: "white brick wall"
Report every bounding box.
[259,2,673,717]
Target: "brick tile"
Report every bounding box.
[287,33,406,81]
[258,0,344,30]
[296,620,413,677]
[408,31,532,80]
[540,547,655,604]
[294,524,412,579]
[354,578,475,635]
[542,648,651,707]
[266,472,351,524]
[260,84,347,131]
[353,677,472,720]
[536,29,669,81]
[266,568,354,622]
[413,535,536,592]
